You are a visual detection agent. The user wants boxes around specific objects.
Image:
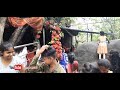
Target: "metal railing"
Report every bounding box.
[14,42,39,49]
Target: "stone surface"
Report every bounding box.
[75,39,120,68]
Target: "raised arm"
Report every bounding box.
[29,45,49,66]
[25,45,49,73]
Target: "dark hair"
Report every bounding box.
[15,47,24,54]
[62,48,65,53]
[81,62,92,73]
[41,46,56,59]
[0,41,14,53]
[97,59,111,69]
[100,31,105,36]
[109,50,119,63]
[109,50,120,73]
[68,52,75,64]
[70,45,75,52]
[83,62,91,70]
[109,50,119,57]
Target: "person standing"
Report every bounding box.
[97,31,110,59]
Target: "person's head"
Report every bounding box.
[68,52,75,64]
[97,59,111,73]
[109,50,119,58]
[0,41,15,60]
[82,62,92,73]
[41,46,56,65]
[70,45,75,52]
[100,31,105,36]
[109,50,120,73]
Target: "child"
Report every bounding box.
[0,41,25,73]
[26,45,66,73]
[97,31,110,59]
[90,59,111,73]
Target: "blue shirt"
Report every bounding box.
[59,52,68,70]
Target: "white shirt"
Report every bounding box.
[0,56,23,73]
[15,47,28,67]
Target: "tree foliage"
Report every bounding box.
[2,17,119,47]
[45,17,74,27]
[69,17,120,46]
[44,17,120,46]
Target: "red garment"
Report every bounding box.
[26,51,35,65]
[73,61,79,69]
[24,17,44,31]
[67,60,79,73]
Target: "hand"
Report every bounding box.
[41,45,49,50]
[36,45,49,56]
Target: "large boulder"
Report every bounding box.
[75,39,120,67]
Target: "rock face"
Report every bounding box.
[75,39,120,67]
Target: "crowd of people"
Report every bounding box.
[0,31,119,73]
[0,41,79,73]
[0,41,119,73]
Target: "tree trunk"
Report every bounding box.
[9,25,28,46]
[9,26,23,46]
[0,17,7,44]
[15,25,28,46]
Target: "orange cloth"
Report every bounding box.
[97,36,108,54]
[8,17,45,31]
[8,17,26,27]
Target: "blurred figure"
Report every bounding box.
[66,52,79,73]
[97,31,110,59]
[109,50,120,73]
[90,59,111,73]
[0,41,25,73]
[81,62,92,73]
[59,48,68,71]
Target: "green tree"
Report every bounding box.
[70,17,120,43]
[45,17,76,28]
